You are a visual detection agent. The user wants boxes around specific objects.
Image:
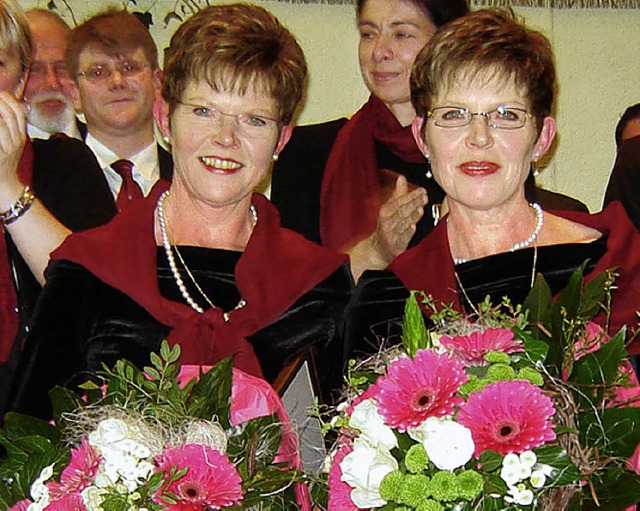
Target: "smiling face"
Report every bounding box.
[76,45,159,140]
[156,79,291,209]
[358,0,436,124]
[412,72,556,212]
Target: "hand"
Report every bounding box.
[0,91,26,207]
[372,175,428,263]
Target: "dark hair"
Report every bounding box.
[411,8,555,134]
[615,103,640,147]
[162,3,307,125]
[66,9,158,79]
[357,0,469,27]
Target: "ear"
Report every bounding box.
[152,68,162,98]
[69,82,82,112]
[274,124,293,157]
[14,70,27,100]
[411,116,430,157]
[153,96,171,141]
[532,116,556,159]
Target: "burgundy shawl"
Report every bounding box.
[52,186,347,376]
[319,95,425,250]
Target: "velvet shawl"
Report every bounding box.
[319,95,425,250]
[52,186,347,376]
[389,202,640,352]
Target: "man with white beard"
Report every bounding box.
[24,9,80,139]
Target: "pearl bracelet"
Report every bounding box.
[0,186,36,227]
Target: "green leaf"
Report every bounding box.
[185,356,233,427]
[534,445,581,485]
[582,407,640,458]
[50,385,84,424]
[523,273,553,330]
[580,466,640,511]
[478,450,503,472]
[401,291,429,356]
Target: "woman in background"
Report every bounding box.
[273,0,469,281]
[8,3,351,420]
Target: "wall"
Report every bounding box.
[19,0,640,211]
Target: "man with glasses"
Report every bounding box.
[66,10,172,207]
[24,9,80,139]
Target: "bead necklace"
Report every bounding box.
[156,191,256,320]
[452,202,544,265]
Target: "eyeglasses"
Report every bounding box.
[77,60,148,83]
[427,106,532,130]
[176,101,281,140]
[29,62,70,80]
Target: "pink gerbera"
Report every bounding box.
[154,444,243,510]
[328,440,359,511]
[457,380,556,456]
[372,350,468,432]
[47,439,102,501]
[440,328,523,366]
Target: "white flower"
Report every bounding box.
[538,463,556,477]
[89,418,129,447]
[349,399,397,450]
[407,416,442,444]
[421,419,474,471]
[530,469,547,488]
[500,464,522,487]
[339,437,398,508]
[81,485,107,511]
[506,485,534,506]
[27,464,54,510]
[519,451,537,468]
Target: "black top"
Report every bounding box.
[348,239,607,357]
[7,247,351,419]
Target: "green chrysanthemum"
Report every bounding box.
[398,474,431,507]
[484,350,511,365]
[429,470,460,502]
[456,469,484,500]
[379,470,405,502]
[487,363,516,382]
[517,367,544,386]
[405,443,429,473]
[460,378,488,396]
[416,499,445,511]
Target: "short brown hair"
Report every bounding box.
[411,8,555,133]
[162,3,307,125]
[357,0,469,27]
[66,9,158,79]
[0,0,31,73]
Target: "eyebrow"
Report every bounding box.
[358,20,423,29]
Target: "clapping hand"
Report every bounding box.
[0,91,27,206]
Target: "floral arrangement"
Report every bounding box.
[323,266,640,510]
[0,342,305,510]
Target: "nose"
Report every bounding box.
[372,34,393,63]
[44,66,63,91]
[465,114,493,148]
[107,68,127,89]
[212,114,240,147]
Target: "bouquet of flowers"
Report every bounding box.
[323,266,640,510]
[0,341,307,510]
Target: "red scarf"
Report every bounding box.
[320,95,425,250]
[52,187,347,376]
[0,140,34,363]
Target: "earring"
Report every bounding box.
[272,153,279,162]
[532,153,540,177]
[163,135,170,144]
[425,154,432,179]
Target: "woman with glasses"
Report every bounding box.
[355,9,640,353]
[8,4,351,419]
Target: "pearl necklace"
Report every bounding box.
[157,191,256,320]
[452,202,544,265]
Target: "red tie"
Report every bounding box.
[111,159,143,209]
